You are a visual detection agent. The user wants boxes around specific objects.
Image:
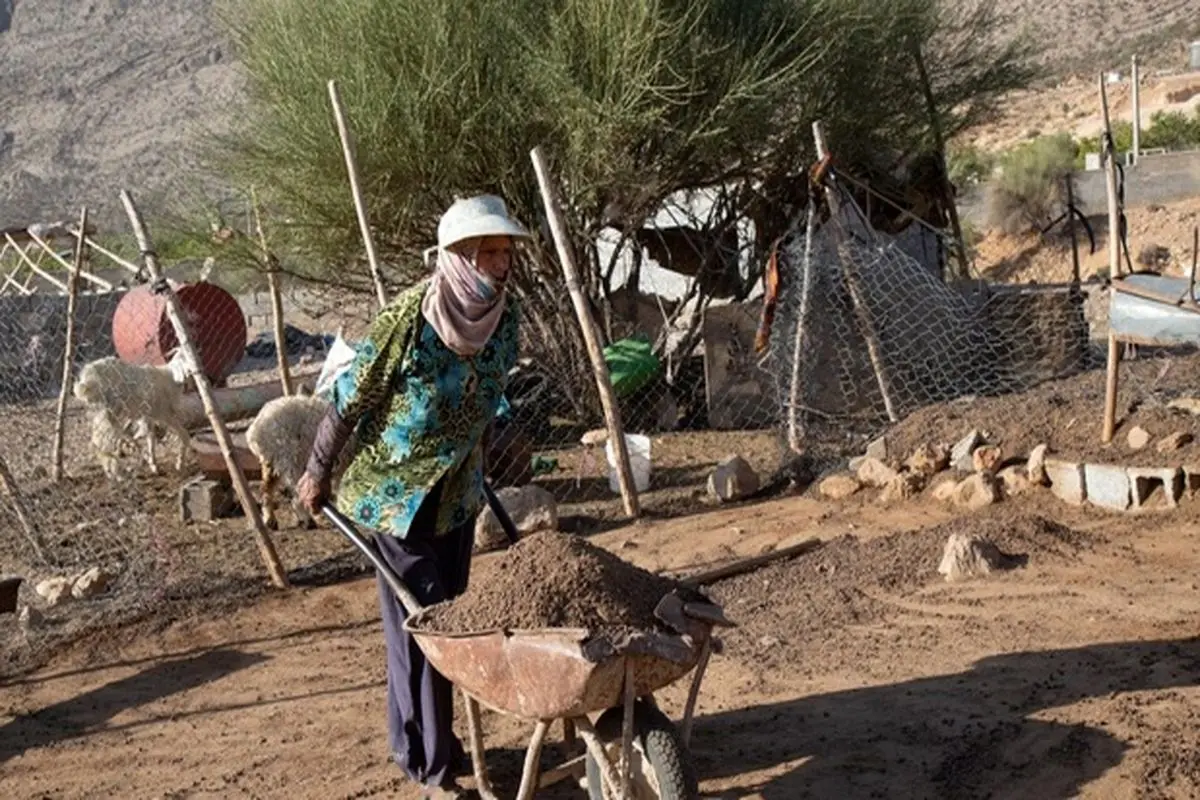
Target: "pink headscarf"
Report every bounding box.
[420,245,507,356]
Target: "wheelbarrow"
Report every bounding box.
[322,500,732,799]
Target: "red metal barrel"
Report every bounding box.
[111,281,248,384]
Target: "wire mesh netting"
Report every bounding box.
[767,192,1105,457]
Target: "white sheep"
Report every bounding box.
[73,356,192,478]
[246,393,354,530]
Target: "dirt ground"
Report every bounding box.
[3,478,1199,799]
[884,351,1200,469]
[971,197,1200,286]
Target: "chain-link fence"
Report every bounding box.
[762,177,1200,483]
[0,217,792,678]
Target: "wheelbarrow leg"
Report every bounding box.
[462,691,497,800]
[514,720,550,800]
[620,661,637,799]
[573,716,622,798]
[563,719,578,754]
[680,637,713,747]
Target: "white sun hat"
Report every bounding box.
[437,194,531,250]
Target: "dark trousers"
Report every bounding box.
[373,492,474,788]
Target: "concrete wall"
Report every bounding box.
[0,290,125,403]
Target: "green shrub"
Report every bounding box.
[985,133,1077,235]
[947,143,995,187]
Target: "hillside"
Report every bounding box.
[0,0,1197,233]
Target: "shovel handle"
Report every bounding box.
[482,481,520,546]
[320,504,424,617]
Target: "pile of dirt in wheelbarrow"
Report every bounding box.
[420,531,705,634]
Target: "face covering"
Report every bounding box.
[420,245,507,356]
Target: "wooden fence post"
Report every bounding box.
[529,146,641,518]
[51,206,88,482]
[119,190,291,589]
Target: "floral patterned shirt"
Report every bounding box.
[330,278,519,537]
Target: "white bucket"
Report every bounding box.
[605,433,651,494]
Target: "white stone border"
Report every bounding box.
[1045,457,1200,511]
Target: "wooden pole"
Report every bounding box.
[787,201,818,452]
[1066,178,1081,284]
[119,190,290,589]
[327,80,389,311]
[529,146,641,518]
[51,207,88,482]
[812,121,899,422]
[912,40,969,281]
[1102,332,1121,443]
[0,454,48,563]
[1131,55,1141,165]
[678,536,822,587]
[251,187,295,396]
[1100,74,1122,279]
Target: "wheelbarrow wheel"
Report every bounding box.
[584,699,699,800]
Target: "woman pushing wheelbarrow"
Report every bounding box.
[299,193,729,799]
[297,194,530,798]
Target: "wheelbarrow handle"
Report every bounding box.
[321,479,518,617]
[320,504,425,618]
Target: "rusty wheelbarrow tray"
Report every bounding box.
[323,504,730,800]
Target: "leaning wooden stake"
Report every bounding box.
[812,121,899,422]
[119,190,290,589]
[51,206,88,482]
[530,146,641,518]
[1099,73,1123,279]
[1102,332,1121,444]
[0,454,48,563]
[327,80,389,310]
[251,188,295,396]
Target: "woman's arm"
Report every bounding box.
[301,306,415,504]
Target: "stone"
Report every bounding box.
[474,485,559,553]
[972,445,1004,474]
[1128,467,1184,510]
[179,476,235,523]
[879,473,923,504]
[905,444,949,477]
[1184,464,1200,498]
[580,428,609,447]
[950,430,985,472]
[997,465,1032,497]
[865,435,889,462]
[856,457,899,488]
[707,455,761,503]
[848,456,866,473]
[1167,397,1200,415]
[1155,431,1194,453]
[18,604,43,632]
[1126,426,1152,451]
[71,567,111,600]
[951,473,1000,511]
[35,576,72,607]
[1083,463,1132,512]
[818,474,862,500]
[0,575,20,615]
[1044,459,1086,505]
[932,476,960,503]
[937,533,1021,581]
[1027,444,1050,486]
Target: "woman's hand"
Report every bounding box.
[296,470,331,515]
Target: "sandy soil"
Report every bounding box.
[3,480,1199,799]
[883,352,1200,469]
[971,197,1200,285]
